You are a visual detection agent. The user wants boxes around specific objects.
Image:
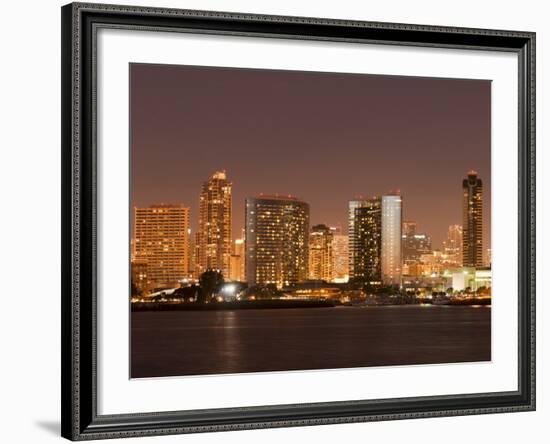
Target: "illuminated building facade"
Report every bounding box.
[462,171,483,267]
[245,195,309,288]
[402,222,432,263]
[349,194,403,285]
[349,198,382,283]
[406,234,431,261]
[130,259,149,296]
[451,267,492,292]
[443,224,463,266]
[381,194,403,286]
[229,237,246,281]
[196,171,232,278]
[331,228,349,282]
[308,224,334,282]
[133,204,190,290]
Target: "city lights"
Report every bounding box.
[131,170,490,304]
[222,283,237,296]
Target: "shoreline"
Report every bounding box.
[131,299,490,311]
[131,299,336,311]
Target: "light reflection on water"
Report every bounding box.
[131,306,491,378]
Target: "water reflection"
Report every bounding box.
[131,306,491,378]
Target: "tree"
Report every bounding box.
[198,270,224,303]
[173,284,199,302]
[476,286,487,295]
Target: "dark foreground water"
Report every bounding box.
[131,305,491,378]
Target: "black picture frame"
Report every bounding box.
[61,2,536,440]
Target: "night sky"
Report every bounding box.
[130,63,491,249]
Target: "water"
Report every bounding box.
[131,305,491,378]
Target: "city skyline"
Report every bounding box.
[130,63,491,248]
[131,169,486,293]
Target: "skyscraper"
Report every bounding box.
[308,224,334,282]
[402,220,432,263]
[331,227,349,282]
[402,234,432,263]
[443,224,463,266]
[229,236,246,282]
[133,204,190,291]
[349,193,402,286]
[196,171,232,278]
[462,171,483,267]
[348,198,382,284]
[245,195,309,288]
[381,194,403,286]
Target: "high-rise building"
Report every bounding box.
[133,204,190,290]
[308,224,334,282]
[196,171,232,279]
[443,224,463,266]
[403,234,432,263]
[381,194,403,286]
[245,195,309,288]
[348,193,402,286]
[229,236,246,282]
[402,221,432,263]
[348,198,382,284]
[331,227,349,283]
[462,171,483,267]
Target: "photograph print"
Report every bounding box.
[130,63,491,379]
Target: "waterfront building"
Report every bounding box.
[196,171,232,278]
[245,195,309,288]
[348,193,403,286]
[450,267,492,292]
[401,275,449,294]
[348,193,402,285]
[283,281,342,300]
[348,198,382,284]
[331,228,349,283]
[133,204,190,290]
[229,237,246,281]
[308,224,334,282]
[381,193,403,286]
[462,170,483,267]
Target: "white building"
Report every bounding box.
[451,267,492,292]
[381,194,403,286]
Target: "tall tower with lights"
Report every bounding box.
[462,170,483,268]
[245,195,309,288]
[196,171,232,278]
